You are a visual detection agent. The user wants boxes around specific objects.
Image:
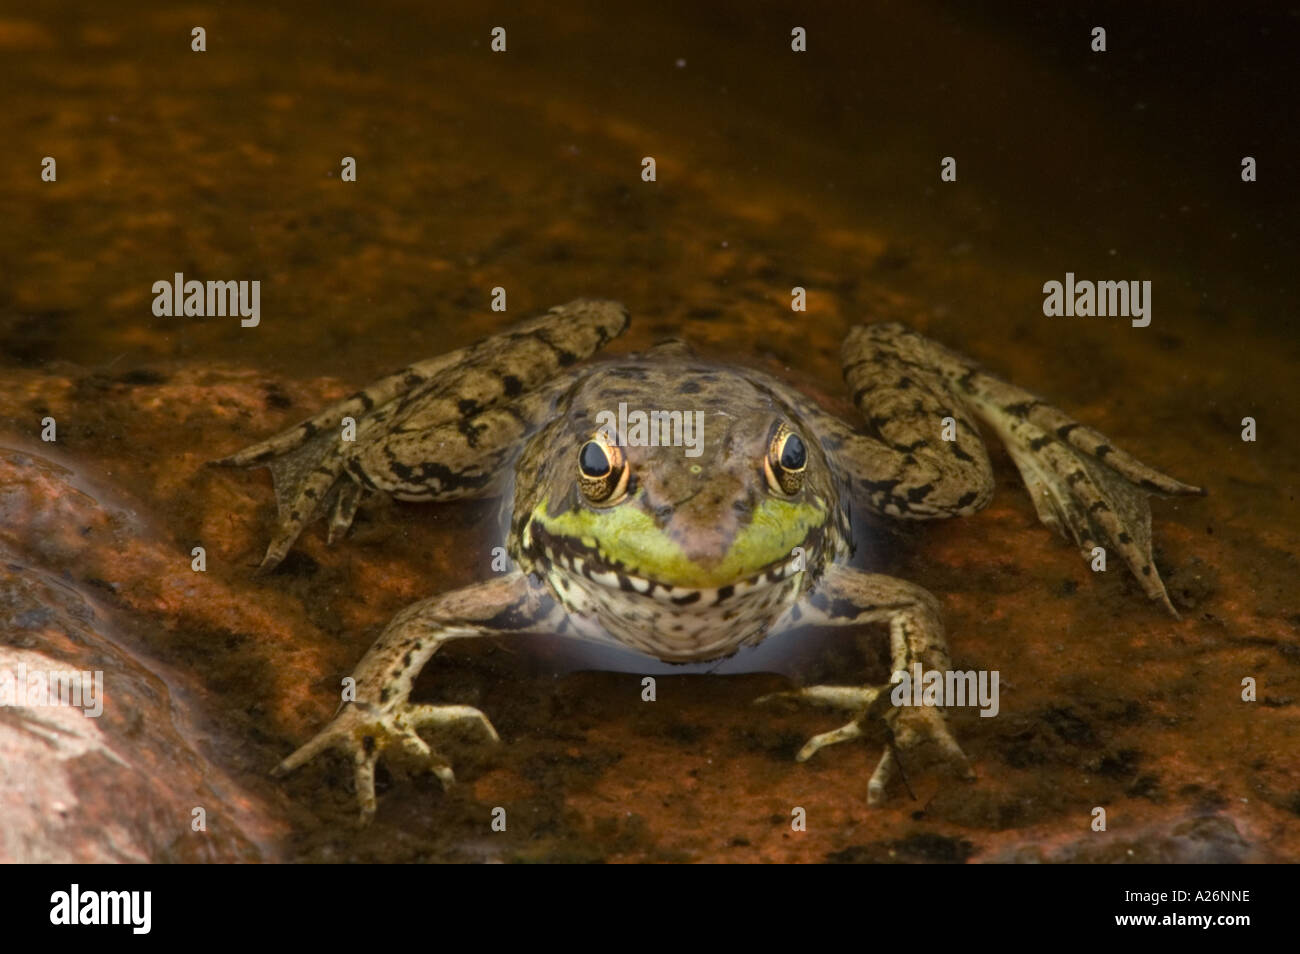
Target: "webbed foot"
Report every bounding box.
[274,699,499,824]
[838,322,1204,616]
[757,683,973,805]
[213,299,629,570]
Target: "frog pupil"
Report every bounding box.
[580,441,610,477]
[780,434,806,471]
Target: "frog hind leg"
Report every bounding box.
[839,322,1203,616]
[212,299,629,569]
[275,570,561,823]
[758,567,973,805]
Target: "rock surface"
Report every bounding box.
[0,449,277,862]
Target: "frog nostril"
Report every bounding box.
[732,498,752,515]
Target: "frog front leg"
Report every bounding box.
[759,566,973,805]
[275,570,560,823]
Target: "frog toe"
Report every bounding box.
[273,699,499,823]
[270,711,382,822]
[769,680,975,804]
[795,719,866,761]
[393,730,457,791]
[351,746,380,823]
[869,704,975,805]
[754,685,883,712]
[273,718,347,776]
[325,480,363,545]
[890,704,974,779]
[407,702,500,743]
[866,745,897,806]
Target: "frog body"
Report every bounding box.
[217,299,1202,821]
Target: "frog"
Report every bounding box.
[215,299,1202,822]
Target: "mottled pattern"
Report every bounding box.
[509,351,849,648]
[837,323,1203,613]
[535,530,809,661]
[215,299,629,569]
[220,301,1201,820]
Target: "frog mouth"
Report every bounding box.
[530,522,823,604]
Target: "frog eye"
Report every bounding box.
[764,424,806,495]
[578,433,630,504]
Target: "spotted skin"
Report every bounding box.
[218,300,1202,821]
[836,323,1202,613]
[756,565,971,804]
[214,299,630,569]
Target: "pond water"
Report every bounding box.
[1,1,1296,863]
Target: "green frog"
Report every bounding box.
[217,299,1201,821]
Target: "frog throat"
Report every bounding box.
[525,493,826,589]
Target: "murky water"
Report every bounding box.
[1,2,1296,862]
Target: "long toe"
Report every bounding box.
[353,748,379,824]
[409,703,500,742]
[274,727,341,776]
[867,747,897,806]
[796,720,866,762]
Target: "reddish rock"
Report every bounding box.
[0,450,280,861]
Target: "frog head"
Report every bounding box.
[514,361,842,599]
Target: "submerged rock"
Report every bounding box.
[0,448,277,862]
